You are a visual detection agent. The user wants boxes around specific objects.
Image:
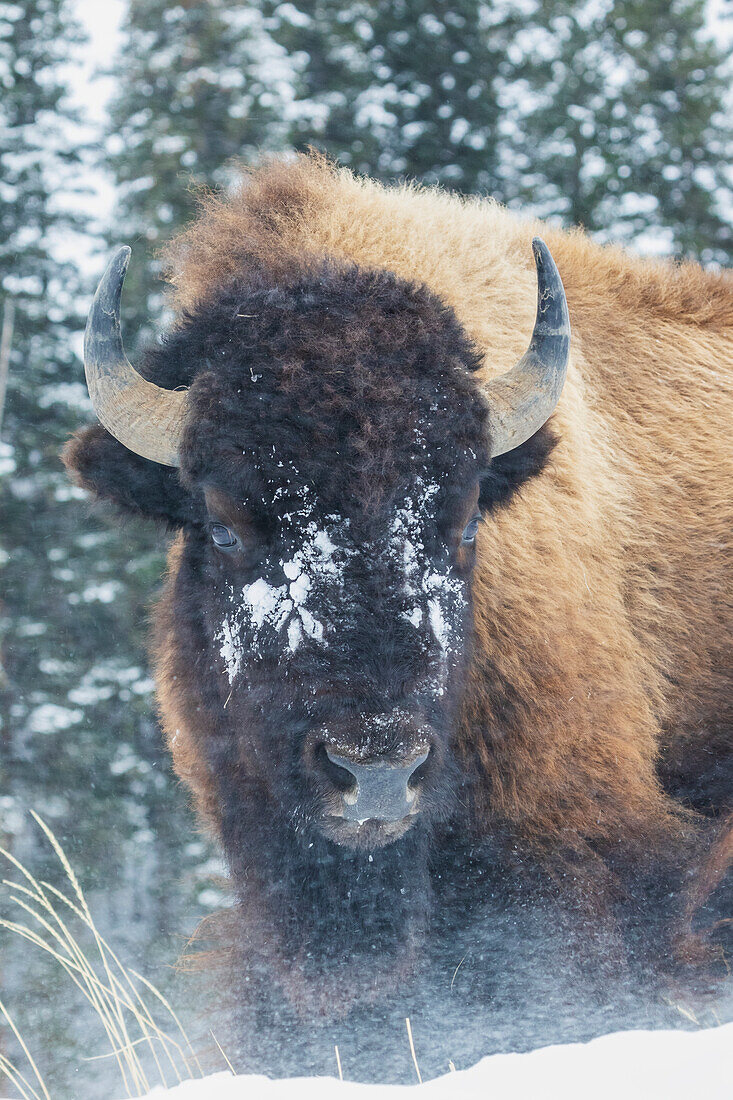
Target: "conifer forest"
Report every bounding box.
[0,1,731,1095]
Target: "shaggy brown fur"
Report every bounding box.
[65,154,732,1007]
[161,153,731,842]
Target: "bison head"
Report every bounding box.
[66,245,569,861]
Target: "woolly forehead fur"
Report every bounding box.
[159,259,489,516]
[162,152,732,353]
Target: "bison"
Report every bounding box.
[64,154,732,1017]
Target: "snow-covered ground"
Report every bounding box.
[138,1023,733,1100]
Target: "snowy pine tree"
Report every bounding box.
[265,0,526,196]
[0,7,221,1084]
[106,0,290,342]
[0,0,207,904]
[0,0,91,817]
[517,0,732,262]
[263,0,731,261]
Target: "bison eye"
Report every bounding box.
[211,523,239,549]
[461,514,481,545]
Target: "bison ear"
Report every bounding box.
[479,422,558,513]
[62,425,200,527]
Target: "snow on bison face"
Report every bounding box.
[69,241,568,857]
[194,464,481,851]
[157,260,494,852]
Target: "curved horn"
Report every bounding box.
[83,247,187,467]
[485,238,570,457]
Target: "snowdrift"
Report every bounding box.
[139,1022,732,1099]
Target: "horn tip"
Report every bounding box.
[109,244,132,275]
[530,236,551,266]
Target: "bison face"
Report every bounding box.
[191,469,482,851]
[65,243,567,864]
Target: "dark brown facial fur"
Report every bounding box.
[158,261,490,864]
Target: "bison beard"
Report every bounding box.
[222,783,434,1014]
[63,154,732,1020]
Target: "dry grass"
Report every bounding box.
[405,1016,422,1084]
[0,814,453,1096]
[0,812,208,1099]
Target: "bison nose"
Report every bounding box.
[324,747,430,823]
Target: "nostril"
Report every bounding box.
[318,744,357,792]
[407,746,432,791]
